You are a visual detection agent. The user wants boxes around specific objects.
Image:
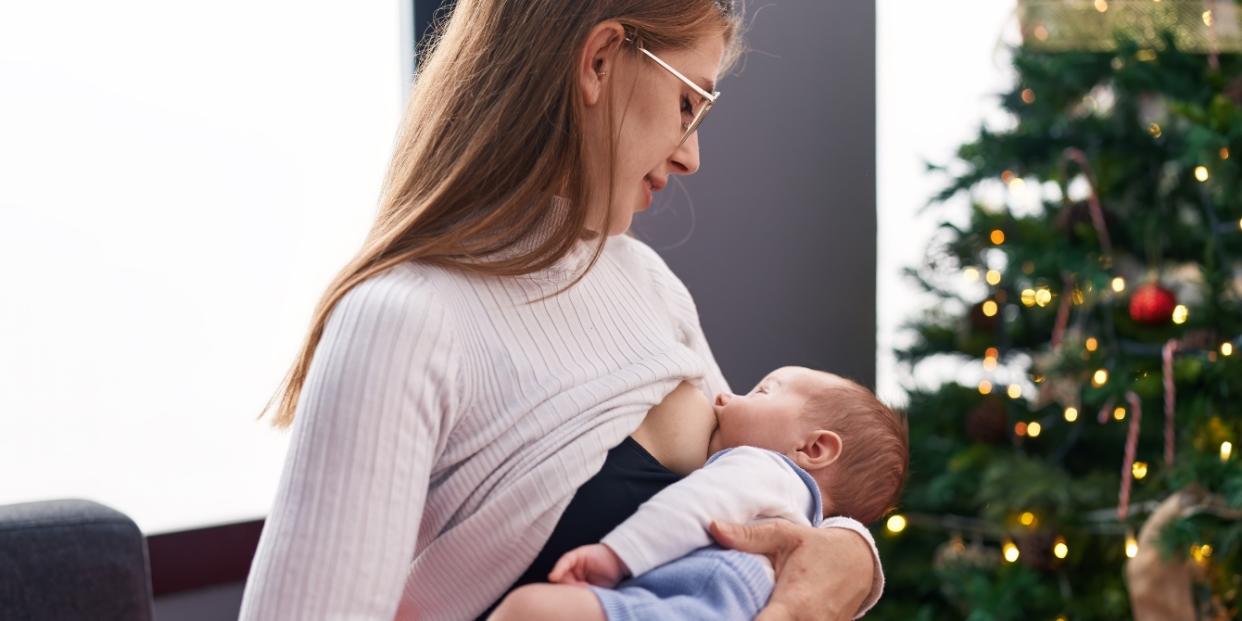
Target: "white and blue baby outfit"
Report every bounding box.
[588,445,830,621]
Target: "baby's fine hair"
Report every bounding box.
[800,375,909,525]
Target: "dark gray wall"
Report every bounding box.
[632,0,877,392]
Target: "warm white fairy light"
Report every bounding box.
[1132,461,1148,480]
[1125,531,1139,558]
[1021,288,1036,307]
[1222,342,1234,357]
[986,270,1002,286]
[1003,540,1021,562]
[1172,305,1189,324]
[1027,421,1042,437]
[1085,337,1098,352]
[982,300,999,317]
[886,514,907,534]
[1019,511,1037,527]
[1195,165,1210,182]
[1053,537,1068,559]
[1092,368,1109,387]
[1035,288,1053,307]
[1111,277,1126,293]
[979,380,993,395]
[1064,407,1079,422]
[1114,406,1127,421]
[1223,441,1234,461]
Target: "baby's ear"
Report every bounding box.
[800,430,843,469]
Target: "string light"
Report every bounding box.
[1064,406,1079,422]
[1222,147,1231,160]
[1172,305,1189,324]
[1114,406,1127,421]
[1019,511,1037,527]
[1132,461,1148,480]
[1111,277,1126,293]
[1008,177,1025,192]
[1095,0,1108,12]
[1085,337,1098,352]
[1006,385,1021,399]
[1092,368,1109,387]
[1001,170,1015,183]
[1203,9,1214,26]
[1223,441,1233,461]
[1237,217,1242,231]
[979,380,993,395]
[1003,540,1021,563]
[1194,166,1210,182]
[1125,531,1139,558]
[1015,421,1028,436]
[1021,89,1036,105]
[1147,122,1162,138]
[1053,537,1069,559]
[990,229,1006,245]
[1071,289,1085,305]
[1021,288,1037,307]
[1035,287,1053,307]
[964,267,980,282]
[1222,342,1233,357]
[986,270,1002,285]
[1027,421,1042,437]
[1034,24,1049,41]
[886,514,907,534]
[1191,543,1213,564]
[982,300,999,317]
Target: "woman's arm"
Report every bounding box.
[239,271,464,620]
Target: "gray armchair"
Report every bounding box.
[0,498,155,621]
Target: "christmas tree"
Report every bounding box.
[878,2,1242,619]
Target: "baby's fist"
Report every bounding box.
[548,544,628,588]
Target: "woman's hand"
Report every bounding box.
[548,543,629,588]
[709,520,874,621]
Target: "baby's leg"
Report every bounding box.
[487,583,606,621]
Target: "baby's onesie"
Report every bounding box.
[592,445,866,620]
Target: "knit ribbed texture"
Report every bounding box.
[239,210,882,620]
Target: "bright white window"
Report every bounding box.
[877,1,1021,407]
[0,1,412,534]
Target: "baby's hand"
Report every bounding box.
[548,543,629,588]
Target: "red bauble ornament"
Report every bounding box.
[1128,282,1176,325]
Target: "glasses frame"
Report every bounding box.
[624,33,720,146]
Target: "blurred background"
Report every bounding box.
[2,1,1238,619]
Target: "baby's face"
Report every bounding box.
[707,366,843,456]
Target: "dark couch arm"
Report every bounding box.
[0,498,154,621]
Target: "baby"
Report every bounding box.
[488,366,909,621]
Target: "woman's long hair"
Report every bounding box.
[261,0,745,428]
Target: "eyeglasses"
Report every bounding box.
[624,33,720,146]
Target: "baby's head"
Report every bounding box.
[706,366,908,525]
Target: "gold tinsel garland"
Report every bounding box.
[1019,0,1242,52]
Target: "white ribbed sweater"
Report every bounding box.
[239,221,883,620]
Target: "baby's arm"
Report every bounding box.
[598,446,812,578]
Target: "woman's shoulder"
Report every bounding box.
[608,233,699,316]
[326,261,457,338]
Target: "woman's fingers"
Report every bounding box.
[709,519,796,559]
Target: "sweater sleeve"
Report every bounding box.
[600,446,811,577]
[239,268,463,620]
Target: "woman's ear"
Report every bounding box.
[798,430,843,470]
[577,20,627,106]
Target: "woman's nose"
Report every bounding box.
[714,391,732,407]
[669,131,700,175]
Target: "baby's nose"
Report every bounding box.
[714,391,733,407]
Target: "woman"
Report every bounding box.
[239,1,883,619]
